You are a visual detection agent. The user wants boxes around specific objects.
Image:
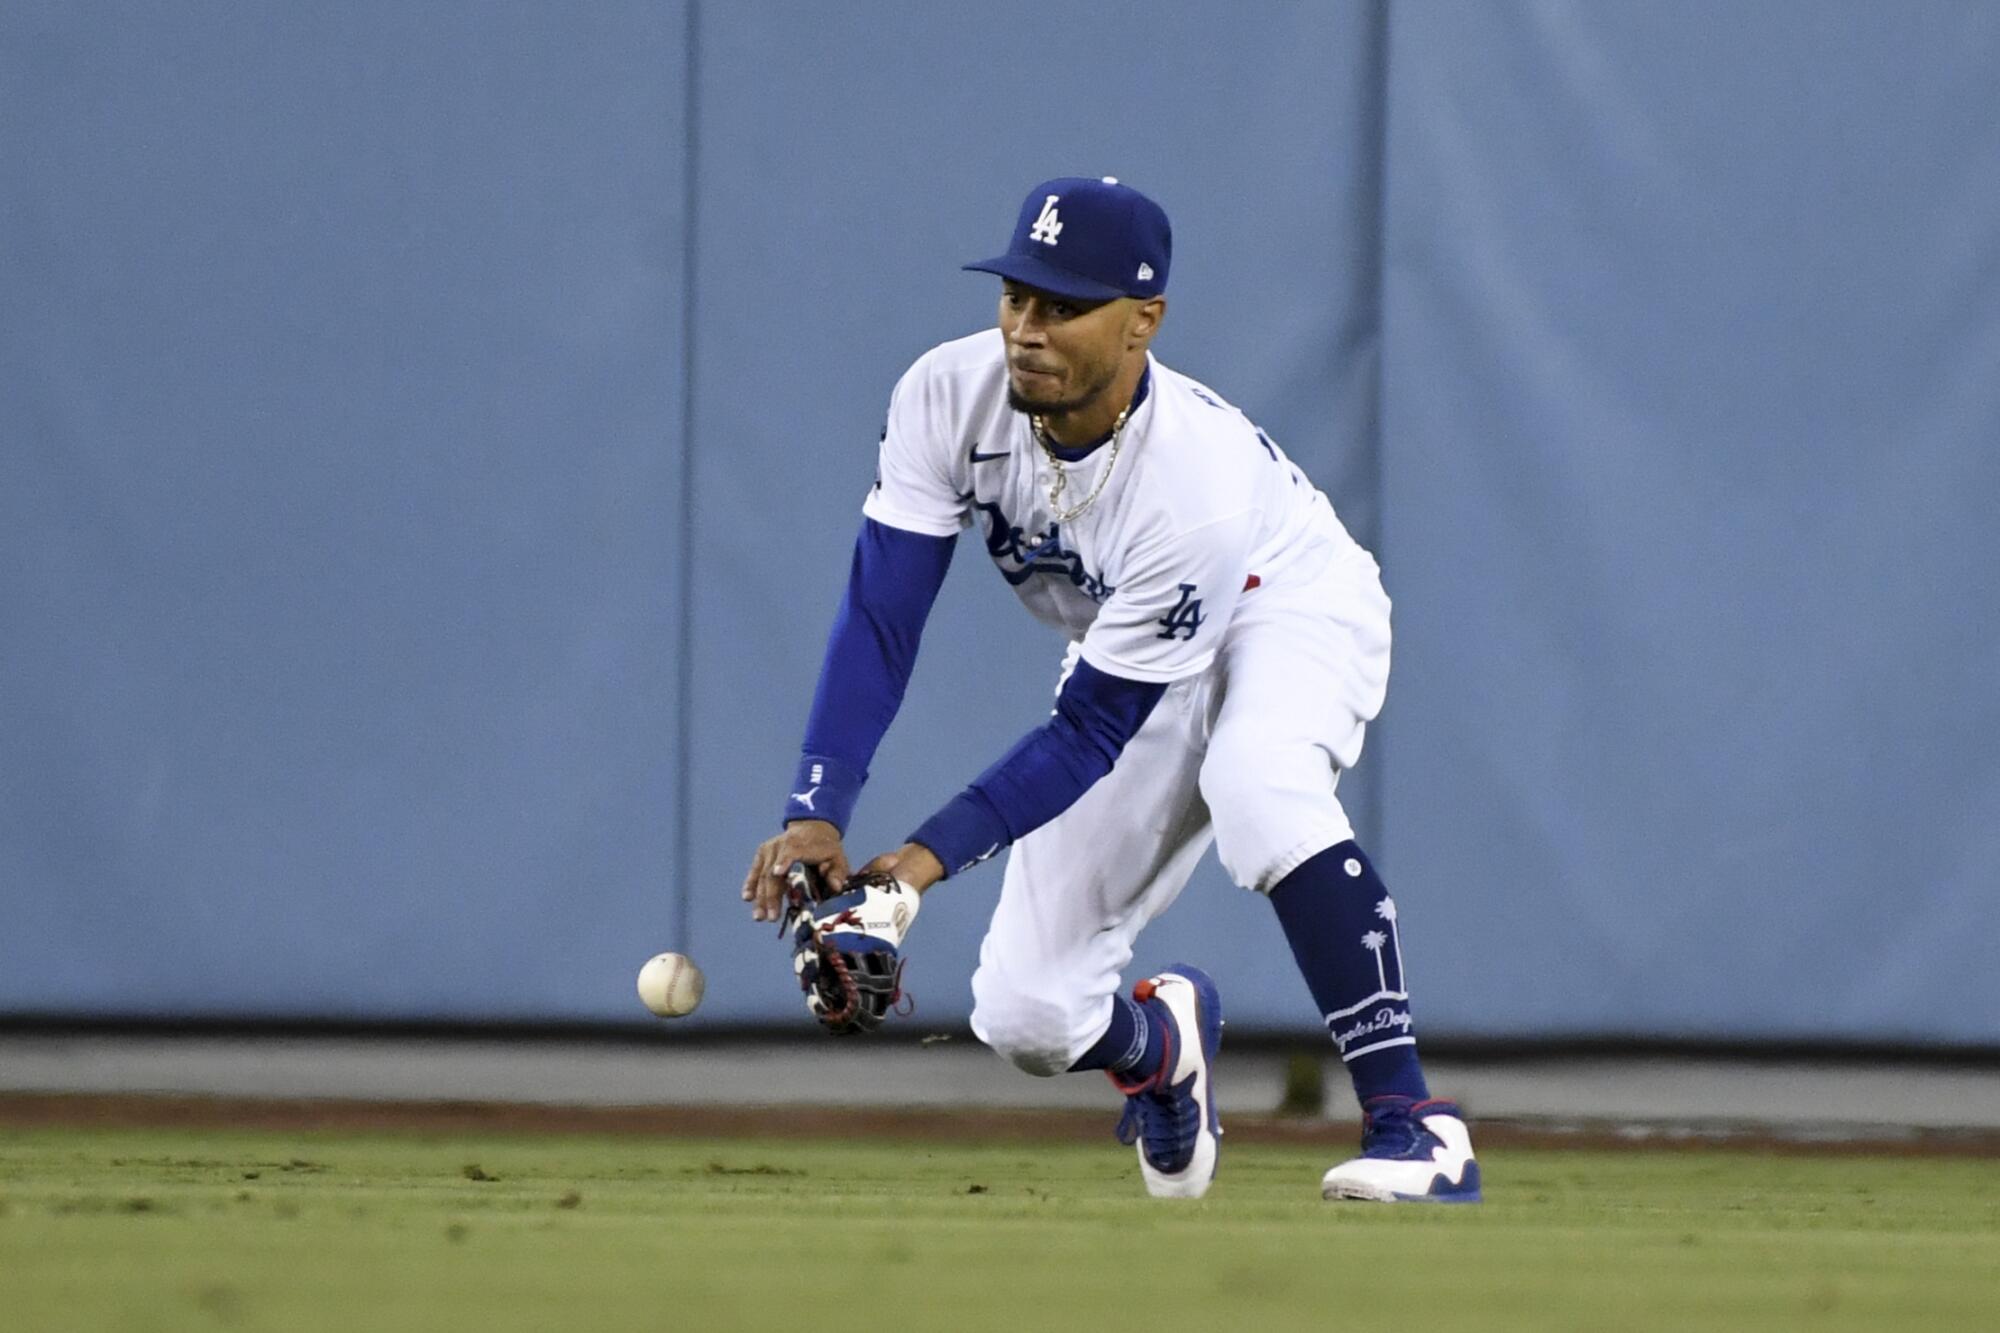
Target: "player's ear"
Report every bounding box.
[1130,296,1166,348]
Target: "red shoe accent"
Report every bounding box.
[1242,574,1261,591]
[1132,978,1158,1003]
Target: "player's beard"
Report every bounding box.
[1007,363,1119,422]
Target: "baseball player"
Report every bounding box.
[742,177,1480,1203]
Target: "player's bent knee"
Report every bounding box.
[970,978,1081,1077]
[1199,732,1347,893]
[991,1040,1072,1078]
[972,1007,1074,1076]
[1198,733,1295,835]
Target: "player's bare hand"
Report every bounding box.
[742,820,850,923]
[857,842,947,894]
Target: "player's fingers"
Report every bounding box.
[753,853,790,922]
[749,839,792,920]
[746,836,782,898]
[823,850,852,892]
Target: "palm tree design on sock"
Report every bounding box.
[1375,897,1405,988]
[1361,930,1389,991]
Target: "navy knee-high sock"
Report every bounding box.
[1069,992,1167,1081]
[1269,840,1430,1103]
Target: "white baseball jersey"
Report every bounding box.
[862,329,1367,683]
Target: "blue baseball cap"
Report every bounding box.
[964,176,1171,302]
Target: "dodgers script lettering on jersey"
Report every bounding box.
[862,330,1364,682]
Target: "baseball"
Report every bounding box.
[636,952,705,1018]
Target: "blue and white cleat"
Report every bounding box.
[1320,1095,1482,1203]
[1108,965,1223,1199]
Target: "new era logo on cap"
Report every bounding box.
[964,176,1171,302]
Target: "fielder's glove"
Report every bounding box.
[781,860,920,1036]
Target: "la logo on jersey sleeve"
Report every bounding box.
[1155,583,1205,641]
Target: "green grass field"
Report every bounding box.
[3,1126,1997,1332]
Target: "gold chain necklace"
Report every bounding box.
[1031,400,1133,524]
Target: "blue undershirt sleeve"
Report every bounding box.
[907,659,1167,876]
[783,517,954,832]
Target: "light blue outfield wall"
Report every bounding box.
[4,3,1995,1041]
[1375,3,2000,1043]
[1,3,693,1020]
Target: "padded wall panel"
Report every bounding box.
[1,2,691,1019]
[1376,2,2000,1041]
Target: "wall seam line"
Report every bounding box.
[672,0,702,953]
[1361,0,1394,860]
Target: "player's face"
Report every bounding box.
[998,282,1134,418]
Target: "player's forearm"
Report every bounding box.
[784,518,953,831]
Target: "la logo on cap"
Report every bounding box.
[1029,195,1063,246]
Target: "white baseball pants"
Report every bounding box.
[968,549,1393,1075]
